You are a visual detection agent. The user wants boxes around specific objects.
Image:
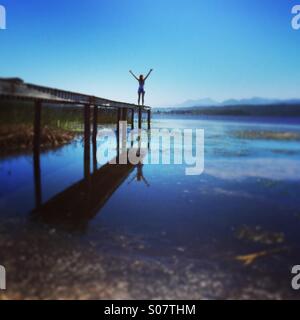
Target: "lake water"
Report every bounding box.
[1,115,300,299]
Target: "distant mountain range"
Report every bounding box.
[172,98,220,108]
[169,97,300,109]
[154,97,300,117]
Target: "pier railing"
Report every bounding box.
[0,77,151,130]
[0,77,151,111]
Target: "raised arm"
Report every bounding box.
[144,69,153,80]
[129,70,139,81]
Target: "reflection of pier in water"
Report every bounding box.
[32,130,148,232]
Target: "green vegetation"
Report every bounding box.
[0,100,119,129]
[0,124,75,156]
[156,104,300,117]
[233,130,300,141]
[0,99,120,156]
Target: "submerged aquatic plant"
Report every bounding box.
[235,251,269,266]
[235,225,285,245]
[235,248,285,266]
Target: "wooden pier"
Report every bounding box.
[0,78,152,224]
[0,77,151,132]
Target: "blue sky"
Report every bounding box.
[1,0,300,106]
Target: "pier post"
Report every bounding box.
[120,108,128,164]
[33,100,42,208]
[92,105,98,172]
[116,108,121,163]
[123,107,128,121]
[93,105,98,141]
[131,109,135,130]
[147,110,151,130]
[138,107,142,130]
[84,104,91,179]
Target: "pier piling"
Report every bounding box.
[131,109,135,130]
[147,110,151,130]
[33,100,42,208]
[92,105,98,172]
[138,107,142,129]
[84,104,91,179]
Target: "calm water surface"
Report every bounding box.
[1,115,300,299]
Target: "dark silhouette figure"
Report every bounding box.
[128,163,150,187]
[129,69,153,106]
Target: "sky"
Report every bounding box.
[1,0,300,107]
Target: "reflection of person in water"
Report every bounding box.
[128,163,150,187]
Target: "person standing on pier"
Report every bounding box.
[129,69,153,106]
